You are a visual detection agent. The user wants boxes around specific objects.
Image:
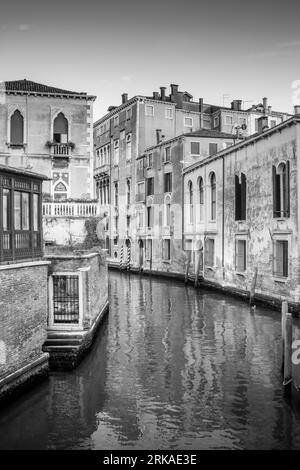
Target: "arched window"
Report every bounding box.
[53,113,68,143]
[114,140,119,165]
[10,110,24,145]
[114,182,118,207]
[54,181,67,201]
[199,177,204,221]
[126,134,132,161]
[127,179,131,205]
[210,172,216,220]
[188,181,193,223]
[164,194,171,226]
[273,162,290,218]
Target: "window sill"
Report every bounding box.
[273,276,289,284]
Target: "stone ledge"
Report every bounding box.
[0,260,51,271]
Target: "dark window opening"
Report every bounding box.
[164,173,172,193]
[235,173,247,220]
[53,113,68,143]
[10,110,24,146]
[273,162,290,218]
[274,240,288,277]
[146,177,154,196]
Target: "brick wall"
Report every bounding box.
[0,262,49,380]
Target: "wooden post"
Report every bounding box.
[283,311,293,396]
[281,301,288,373]
[185,251,191,284]
[249,266,258,307]
[194,251,201,287]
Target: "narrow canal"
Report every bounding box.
[1,271,300,450]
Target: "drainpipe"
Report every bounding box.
[222,155,225,279]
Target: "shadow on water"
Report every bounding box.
[1,271,300,449]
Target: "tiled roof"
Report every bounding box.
[0,163,49,180]
[3,79,89,97]
[183,129,237,139]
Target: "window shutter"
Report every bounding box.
[283,241,288,277]
[235,175,241,220]
[284,161,290,217]
[274,241,283,276]
[272,165,277,217]
[241,173,247,220]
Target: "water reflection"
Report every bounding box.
[1,271,300,449]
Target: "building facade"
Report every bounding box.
[133,129,238,274]
[182,112,300,308]
[0,80,96,201]
[93,84,291,266]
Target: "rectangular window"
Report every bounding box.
[205,239,215,267]
[165,203,171,226]
[114,140,119,165]
[235,173,247,220]
[145,105,154,116]
[255,118,259,132]
[165,146,171,162]
[225,142,232,148]
[213,116,219,128]
[138,211,144,228]
[184,117,193,127]
[165,108,173,119]
[209,143,218,156]
[273,240,288,277]
[3,189,10,231]
[14,191,21,230]
[137,181,145,195]
[126,108,132,120]
[191,142,200,155]
[226,115,233,125]
[164,173,172,193]
[270,120,276,127]
[147,153,153,168]
[146,177,154,196]
[147,206,153,227]
[163,239,171,261]
[235,240,246,271]
[114,115,119,127]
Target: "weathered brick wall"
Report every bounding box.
[0,263,49,379]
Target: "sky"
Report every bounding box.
[1,0,300,120]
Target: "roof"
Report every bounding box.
[183,129,238,139]
[0,164,49,180]
[143,128,238,154]
[183,114,300,176]
[1,80,96,100]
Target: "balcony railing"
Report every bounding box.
[94,164,110,178]
[43,202,100,218]
[51,144,70,157]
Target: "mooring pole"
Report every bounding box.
[283,310,293,396]
[249,266,258,307]
[194,251,201,287]
[185,251,191,284]
[281,301,288,373]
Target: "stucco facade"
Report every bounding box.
[0,80,96,201]
[183,115,300,308]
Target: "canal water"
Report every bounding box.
[1,271,300,450]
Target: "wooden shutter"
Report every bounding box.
[283,240,288,277]
[283,161,290,217]
[236,240,246,271]
[272,165,277,217]
[235,175,241,220]
[274,241,283,276]
[241,173,247,220]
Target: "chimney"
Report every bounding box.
[156,129,162,144]
[160,87,166,101]
[153,91,159,100]
[199,98,204,128]
[262,97,268,115]
[257,116,269,133]
[171,84,179,95]
[294,105,300,115]
[122,93,128,104]
[231,100,242,111]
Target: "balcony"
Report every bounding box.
[49,143,71,158]
[43,201,100,218]
[94,164,110,179]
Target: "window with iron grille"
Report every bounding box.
[53,275,80,324]
[235,239,246,271]
[273,240,288,278]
